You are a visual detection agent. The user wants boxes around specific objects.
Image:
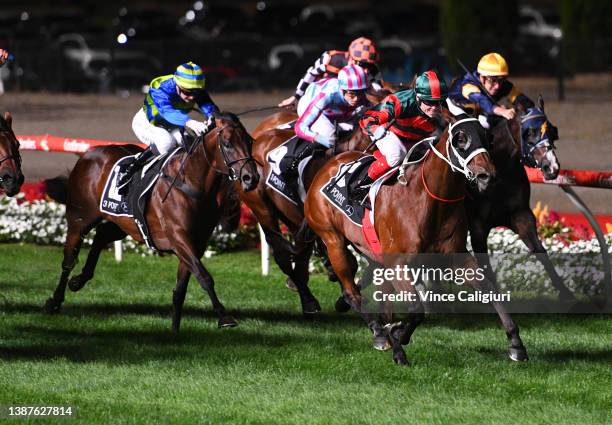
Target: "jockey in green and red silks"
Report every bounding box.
[350,70,448,204]
[447,52,534,123]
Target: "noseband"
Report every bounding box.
[520,111,556,168]
[203,123,256,181]
[0,132,21,182]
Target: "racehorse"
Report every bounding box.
[239,124,373,314]
[251,111,297,140]
[0,112,24,196]
[304,113,528,365]
[466,96,574,301]
[44,112,259,332]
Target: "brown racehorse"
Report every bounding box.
[467,97,574,300]
[0,112,24,196]
[304,113,528,365]
[44,112,259,331]
[251,110,297,140]
[239,124,374,314]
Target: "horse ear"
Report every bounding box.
[3,112,12,128]
[538,94,545,112]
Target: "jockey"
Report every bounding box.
[447,52,534,124]
[278,37,383,108]
[351,70,448,205]
[118,61,218,191]
[282,64,370,178]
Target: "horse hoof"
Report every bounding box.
[373,336,391,351]
[68,275,86,292]
[43,298,61,314]
[334,296,351,313]
[285,278,298,292]
[302,298,321,315]
[393,350,410,366]
[508,346,529,362]
[218,316,238,328]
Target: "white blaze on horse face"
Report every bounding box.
[545,149,560,175]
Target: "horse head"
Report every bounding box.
[440,110,496,193]
[206,111,259,192]
[0,112,24,196]
[517,96,560,180]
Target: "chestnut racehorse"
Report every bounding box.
[467,97,573,301]
[44,112,259,331]
[239,123,374,314]
[304,113,528,365]
[0,112,24,196]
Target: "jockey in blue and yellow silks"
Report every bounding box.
[118,61,219,191]
[448,53,534,123]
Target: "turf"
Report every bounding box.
[0,244,611,424]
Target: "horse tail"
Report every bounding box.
[44,175,69,204]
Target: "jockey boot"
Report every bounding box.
[349,173,374,209]
[283,143,326,181]
[117,147,155,194]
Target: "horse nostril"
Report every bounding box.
[1,173,13,182]
[242,174,252,183]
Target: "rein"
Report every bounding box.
[420,154,465,203]
[202,123,256,181]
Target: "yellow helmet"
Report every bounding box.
[477,53,509,76]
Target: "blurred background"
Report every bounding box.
[0,0,610,215]
[0,0,607,96]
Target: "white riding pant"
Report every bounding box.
[296,97,354,138]
[375,131,407,167]
[132,109,182,155]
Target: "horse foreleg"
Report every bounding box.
[44,226,84,313]
[172,262,191,333]
[469,225,499,289]
[510,210,575,301]
[172,235,237,328]
[68,222,126,292]
[460,254,528,361]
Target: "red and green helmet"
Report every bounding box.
[415,70,448,101]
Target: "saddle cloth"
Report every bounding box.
[99,148,180,250]
[265,135,314,205]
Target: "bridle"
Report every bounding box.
[427,117,486,182]
[203,122,256,182]
[0,131,21,182]
[519,110,557,168]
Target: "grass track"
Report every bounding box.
[0,244,611,424]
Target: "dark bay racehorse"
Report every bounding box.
[467,97,574,300]
[44,112,259,331]
[239,124,372,314]
[0,112,24,196]
[304,114,528,365]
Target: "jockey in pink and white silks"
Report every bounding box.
[282,64,369,178]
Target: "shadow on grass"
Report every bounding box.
[475,346,612,364]
[0,322,334,364]
[1,301,365,327]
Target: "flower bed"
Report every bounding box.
[0,194,258,255]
